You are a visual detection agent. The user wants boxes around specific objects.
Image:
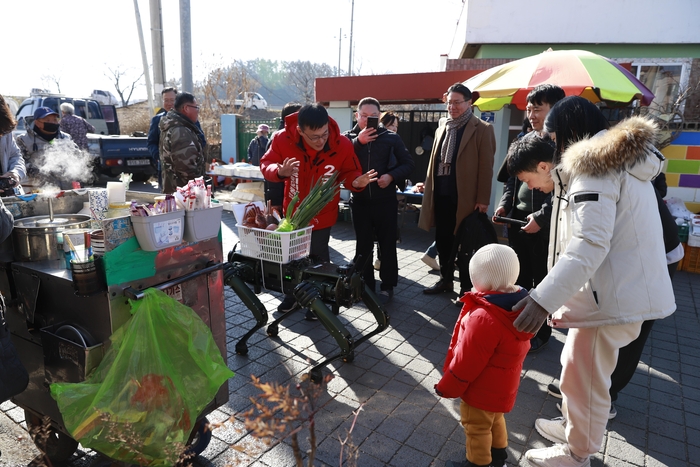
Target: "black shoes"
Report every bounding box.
[529,336,549,354]
[378,287,393,305]
[277,295,299,313]
[423,279,454,295]
[548,382,563,399]
[304,309,318,321]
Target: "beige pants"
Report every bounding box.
[459,400,508,466]
[560,322,642,458]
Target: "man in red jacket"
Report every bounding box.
[260,103,377,319]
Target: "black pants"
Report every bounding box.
[508,208,549,289]
[265,180,285,208]
[310,227,331,262]
[282,227,331,302]
[609,261,678,401]
[434,194,467,290]
[351,196,398,291]
[508,207,551,342]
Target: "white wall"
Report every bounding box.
[461,0,699,45]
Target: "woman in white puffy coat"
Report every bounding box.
[514,97,675,467]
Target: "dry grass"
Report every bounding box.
[116,101,151,136]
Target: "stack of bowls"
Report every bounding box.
[91,230,105,256]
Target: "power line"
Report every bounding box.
[447,0,467,59]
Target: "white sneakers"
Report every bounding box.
[529,417,591,467]
[526,444,590,467]
[535,417,567,444]
[421,253,440,270]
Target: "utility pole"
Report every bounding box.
[338,28,342,76]
[179,0,193,93]
[348,0,354,76]
[133,0,154,113]
[150,0,165,110]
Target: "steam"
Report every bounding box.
[31,140,96,188]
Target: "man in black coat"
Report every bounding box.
[344,97,414,303]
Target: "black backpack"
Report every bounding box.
[451,210,499,291]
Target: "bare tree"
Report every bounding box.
[639,77,700,149]
[196,62,260,144]
[41,74,62,93]
[105,66,144,107]
[284,61,336,103]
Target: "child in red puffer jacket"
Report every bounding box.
[436,244,534,467]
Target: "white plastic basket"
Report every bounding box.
[236,224,313,264]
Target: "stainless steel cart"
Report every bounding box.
[1,190,228,464]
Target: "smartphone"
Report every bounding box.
[367,116,379,130]
[493,216,528,226]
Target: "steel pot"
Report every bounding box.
[12,215,92,262]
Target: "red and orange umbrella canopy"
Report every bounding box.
[463,49,654,111]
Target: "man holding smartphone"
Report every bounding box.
[344,97,414,304]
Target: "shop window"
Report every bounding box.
[630,63,687,118]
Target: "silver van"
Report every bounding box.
[15,93,109,135]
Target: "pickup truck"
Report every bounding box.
[234,92,268,110]
[86,134,156,182]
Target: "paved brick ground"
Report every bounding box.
[2,209,699,466]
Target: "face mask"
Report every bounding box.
[41,122,60,133]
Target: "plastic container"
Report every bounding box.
[131,210,185,251]
[77,202,92,216]
[184,204,224,243]
[107,202,131,219]
[237,224,312,264]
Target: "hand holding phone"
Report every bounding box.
[493,216,528,226]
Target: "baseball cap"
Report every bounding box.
[34,107,59,120]
[257,124,270,133]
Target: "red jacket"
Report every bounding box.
[436,290,533,413]
[260,113,362,230]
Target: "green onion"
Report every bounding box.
[276,172,340,231]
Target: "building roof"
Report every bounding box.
[315,70,483,106]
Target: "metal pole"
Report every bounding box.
[150,0,165,110]
[179,0,193,93]
[338,28,342,76]
[133,0,154,113]
[348,0,354,76]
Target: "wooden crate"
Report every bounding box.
[682,243,700,273]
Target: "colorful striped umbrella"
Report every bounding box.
[463,49,654,111]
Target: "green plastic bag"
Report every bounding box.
[50,288,234,466]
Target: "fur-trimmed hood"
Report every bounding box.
[561,116,662,182]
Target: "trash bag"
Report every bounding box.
[50,288,234,466]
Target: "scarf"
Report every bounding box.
[438,108,472,176]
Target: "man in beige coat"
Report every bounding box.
[418,83,496,296]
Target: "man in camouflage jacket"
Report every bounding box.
[159,92,205,193]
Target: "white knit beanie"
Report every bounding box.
[469,244,520,293]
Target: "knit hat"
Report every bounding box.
[469,244,520,293]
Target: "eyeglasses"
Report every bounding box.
[446,100,467,107]
[186,105,200,111]
[303,130,329,142]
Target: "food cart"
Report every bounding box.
[1,189,228,464]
